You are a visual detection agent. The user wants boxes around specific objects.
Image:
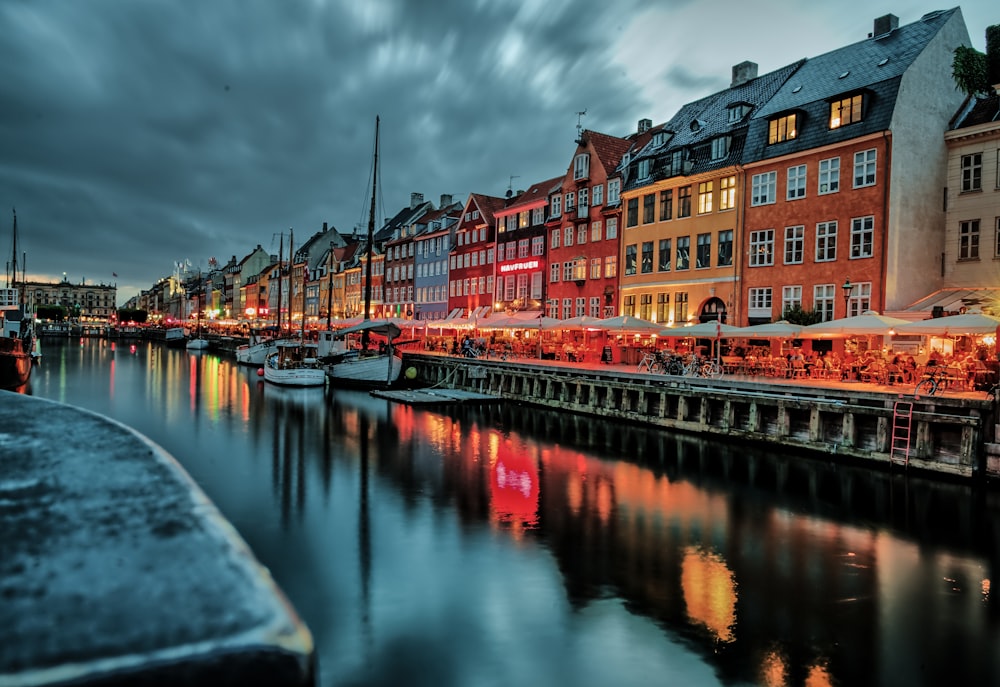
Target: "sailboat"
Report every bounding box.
[264,229,326,387]
[0,208,34,390]
[318,116,403,388]
[186,276,210,350]
[237,235,286,365]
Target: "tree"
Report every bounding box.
[782,305,822,326]
[952,25,1000,97]
[116,308,148,324]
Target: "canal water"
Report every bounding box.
[26,337,1000,687]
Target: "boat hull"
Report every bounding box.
[186,338,210,351]
[0,340,32,390]
[326,353,402,388]
[263,366,326,387]
[236,339,279,365]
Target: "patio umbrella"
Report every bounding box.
[729,320,803,338]
[594,314,663,333]
[664,321,744,338]
[558,315,605,329]
[893,312,1000,336]
[800,310,909,338]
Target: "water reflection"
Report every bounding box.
[26,338,1000,687]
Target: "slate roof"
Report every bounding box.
[951,92,1000,129]
[622,59,803,191]
[744,8,959,162]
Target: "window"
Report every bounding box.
[639,294,653,321]
[719,176,736,210]
[674,292,689,323]
[960,219,980,260]
[606,218,617,240]
[656,293,670,323]
[575,297,586,317]
[626,197,639,227]
[748,287,772,311]
[577,225,587,244]
[750,229,774,266]
[643,193,655,224]
[563,262,574,281]
[564,226,574,247]
[504,276,516,300]
[532,207,544,225]
[717,230,733,267]
[505,242,516,260]
[711,136,731,160]
[577,188,589,217]
[551,228,561,249]
[590,257,602,279]
[641,241,653,273]
[698,181,713,214]
[676,236,690,270]
[751,171,777,206]
[590,184,604,205]
[727,104,746,123]
[678,186,692,218]
[995,218,1000,258]
[518,211,530,229]
[574,153,590,181]
[784,225,804,264]
[551,195,562,217]
[787,165,806,200]
[829,94,862,129]
[845,282,871,317]
[782,286,802,315]
[591,221,602,242]
[850,216,874,258]
[605,255,617,278]
[565,192,575,211]
[818,157,840,194]
[659,190,673,221]
[623,295,635,317]
[961,154,982,192]
[572,258,587,281]
[531,236,544,256]
[607,179,620,205]
[696,233,711,268]
[816,221,837,262]
[625,244,637,275]
[853,149,876,188]
[589,297,601,318]
[562,298,573,319]
[638,159,651,180]
[768,113,797,144]
[518,239,529,258]
[658,239,671,272]
[814,284,835,321]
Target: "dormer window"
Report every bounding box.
[690,119,705,132]
[768,113,797,144]
[573,153,590,181]
[829,94,863,129]
[638,159,651,180]
[711,136,731,160]
[669,150,683,175]
[727,104,748,123]
[652,132,666,147]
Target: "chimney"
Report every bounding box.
[872,14,898,37]
[410,192,424,208]
[637,118,652,134]
[440,193,453,208]
[731,61,758,87]
[323,222,328,232]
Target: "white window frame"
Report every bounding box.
[784,225,804,264]
[850,216,874,259]
[815,221,837,262]
[818,157,840,194]
[751,171,776,206]
[782,285,802,316]
[749,229,775,267]
[814,284,835,322]
[853,149,876,188]
[786,164,807,200]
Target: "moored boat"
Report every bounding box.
[318,319,402,388]
[0,209,34,390]
[263,340,326,387]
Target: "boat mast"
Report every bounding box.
[362,116,378,322]
[276,232,284,333]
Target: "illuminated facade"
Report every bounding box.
[447,193,507,321]
[26,278,117,321]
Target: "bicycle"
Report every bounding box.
[914,367,950,396]
[636,350,668,374]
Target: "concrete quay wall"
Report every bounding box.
[0,393,314,687]
[405,354,997,481]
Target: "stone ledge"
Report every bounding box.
[0,393,314,687]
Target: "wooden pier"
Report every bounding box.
[402,352,999,481]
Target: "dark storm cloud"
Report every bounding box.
[2,0,971,303]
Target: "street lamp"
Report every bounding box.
[841,279,854,316]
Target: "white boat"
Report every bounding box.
[235,327,282,365]
[164,327,187,348]
[263,340,326,387]
[186,337,210,351]
[318,320,403,388]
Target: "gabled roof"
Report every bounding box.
[745,8,959,161]
[496,176,564,214]
[467,193,510,228]
[373,201,434,244]
[583,130,633,174]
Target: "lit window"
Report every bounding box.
[768,113,797,144]
[829,94,863,129]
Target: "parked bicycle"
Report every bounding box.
[680,355,724,379]
[914,366,951,396]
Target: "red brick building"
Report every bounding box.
[448,193,508,322]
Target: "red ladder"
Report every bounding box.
[891,400,913,468]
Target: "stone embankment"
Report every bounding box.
[0,393,314,687]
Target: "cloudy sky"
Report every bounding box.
[0,0,992,305]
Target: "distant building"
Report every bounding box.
[25,278,117,321]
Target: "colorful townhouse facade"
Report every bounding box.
[413,203,461,320]
[546,130,634,320]
[493,178,562,315]
[447,193,507,323]
[740,10,970,325]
